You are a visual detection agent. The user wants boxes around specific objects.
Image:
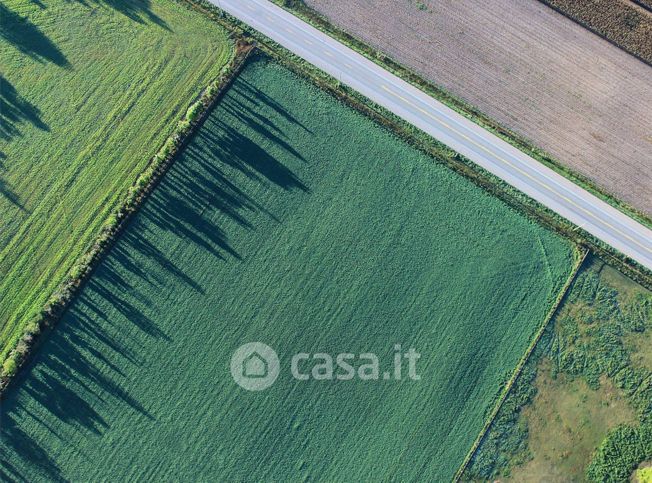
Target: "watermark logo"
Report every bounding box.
[231,343,420,391]
[230,342,280,391]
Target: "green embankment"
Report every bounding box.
[0,0,233,361]
[0,59,574,481]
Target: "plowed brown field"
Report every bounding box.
[305,0,652,217]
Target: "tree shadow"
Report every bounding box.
[0,76,49,142]
[0,413,64,482]
[0,269,163,480]
[233,77,313,135]
[0,3,70,67]
[0,76,47,210]
[0,178,26,211]
[0,63,311,480]
[67,0,170,31]
[137,91,310,267]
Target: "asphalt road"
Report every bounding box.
[212,0,652,272]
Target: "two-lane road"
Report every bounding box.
[212,0,652,271]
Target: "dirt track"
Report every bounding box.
[305,0,652,217]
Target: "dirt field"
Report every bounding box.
[510,368,635,482]
[304,0,652,217]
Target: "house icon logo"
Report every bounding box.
[230,342,280,391]
[242,352,268,379]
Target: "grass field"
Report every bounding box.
[0,58,575,481]
[510,367,635,481]
[0,0,232,361]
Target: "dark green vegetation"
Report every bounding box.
[0,58,574,481]
[539,0,652,65]
[588,424,652,482]
[0,0,232,363]
[465,257,652,481]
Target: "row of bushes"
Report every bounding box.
[192,3,652,480]
[268,0,652,241]
[633,0,652,12]
[0,40,253,393]
[539,0,652,65]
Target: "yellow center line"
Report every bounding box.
[379,85,651,255]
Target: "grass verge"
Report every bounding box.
[463,256,652,481]
[0,34,251,389]
[185,0,652,293]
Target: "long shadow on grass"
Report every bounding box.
[0,76,48,209]
[232,77,314,134]
[141,98,309,263]
[0,177,25,211]
[0,3,69,67]
[69,0,170,30]
[0,77,48,141]
[0,71,310,480]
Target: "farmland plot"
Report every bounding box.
[0,0,232,361]
[0,59,575,481]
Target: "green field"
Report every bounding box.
[0,0,232,360]
[0,58,575,481]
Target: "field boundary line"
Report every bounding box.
[0,41,254,396]
[452,246,589,482]
[631,0,652,13]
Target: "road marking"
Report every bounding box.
[380,84,652,255]
[285,27,294,34]
[324,50,333,58]
[304,38,313,45]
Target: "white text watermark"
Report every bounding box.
[230,342,420,391]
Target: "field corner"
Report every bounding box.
[453,245,590,482]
